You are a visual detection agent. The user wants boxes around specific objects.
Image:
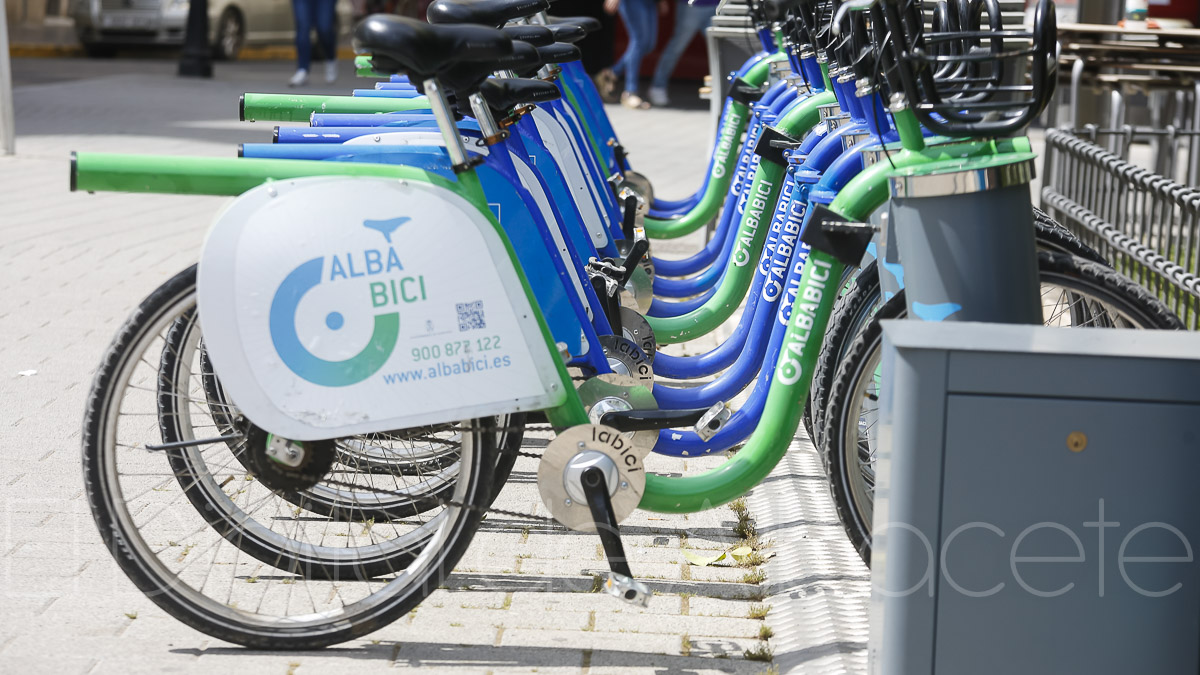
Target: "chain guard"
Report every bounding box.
[597,334,654,389]
[576,374,659,454]
[537,424,647,532]
[619,307,656,363]
[620,266,653,314]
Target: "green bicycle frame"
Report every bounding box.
[240,92,430,122]
[645,89,835,344]
[642,53,784,240]
[71,145,823,512]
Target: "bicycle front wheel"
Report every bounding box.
[82,265,495,649]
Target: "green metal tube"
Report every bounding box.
[640,250,846,512]
[71,152,439,196]
[240,93,429,123]
[354,56,388,78]
[647,159,785,343]
[828,137,1033,221]
[893,107,925,152]
[644,91,833,343]
[642,56,778,240]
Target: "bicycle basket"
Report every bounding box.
[879,0,1058,137]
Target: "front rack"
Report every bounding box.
[880,0,1058,137]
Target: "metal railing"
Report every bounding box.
[1041,128,1200,329]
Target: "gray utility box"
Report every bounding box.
[870,321,1200,675]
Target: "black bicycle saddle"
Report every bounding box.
[427,0,551,27]
[503,23,554,46]
[354,15,512,78]
[546,15,602,33]
[442,40,543,94]
[480,77,562,112]
[535,42,582,64]
[546,23,587,43]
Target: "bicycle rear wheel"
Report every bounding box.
[822,252,1182,565]
[82,265,496,649]
[807,210,1105,454]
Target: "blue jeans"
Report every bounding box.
[651,1,716,90]
[611,0,658,95]
[292,0,337,71]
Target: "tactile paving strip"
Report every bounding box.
[748,436,872,674]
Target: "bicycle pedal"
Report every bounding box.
[605,571,651,608]
[694,402,731,441]
[587,257,626,281]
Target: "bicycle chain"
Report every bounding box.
[319,420,568,523]
[320,475,557,523]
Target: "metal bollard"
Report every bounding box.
[0,0,15,155]
[887,159,1042,324]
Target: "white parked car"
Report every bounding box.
[72,0,355,59]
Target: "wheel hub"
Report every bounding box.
[562,450,620,504]
[241,425,337,492]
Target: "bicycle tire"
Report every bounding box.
[83,265,497,648]
[823,251,1182,566]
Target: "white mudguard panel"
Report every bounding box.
[198,176,565,440]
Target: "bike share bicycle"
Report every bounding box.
[74,0,1181,650]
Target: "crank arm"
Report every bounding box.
[602,401,730,440]
[581,466,651,607]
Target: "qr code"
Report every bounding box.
[456,301,486,331]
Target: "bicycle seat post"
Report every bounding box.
[468,93,508,146]
[422,77,474,172]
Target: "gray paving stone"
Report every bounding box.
[507,591,683,616]
[586,650,766,674]
[592,612,764,639]
[687,597,760,619]
[501,627,680,655]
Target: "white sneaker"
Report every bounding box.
[648,87,669,107]
[288,68,309,87]
[324,60,338,83]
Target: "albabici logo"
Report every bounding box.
[269,217,423,387]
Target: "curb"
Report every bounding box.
[10,43,83,57]
[9,43,357,60]
[747,437,871,674]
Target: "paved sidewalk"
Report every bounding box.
[0,58,867,674]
